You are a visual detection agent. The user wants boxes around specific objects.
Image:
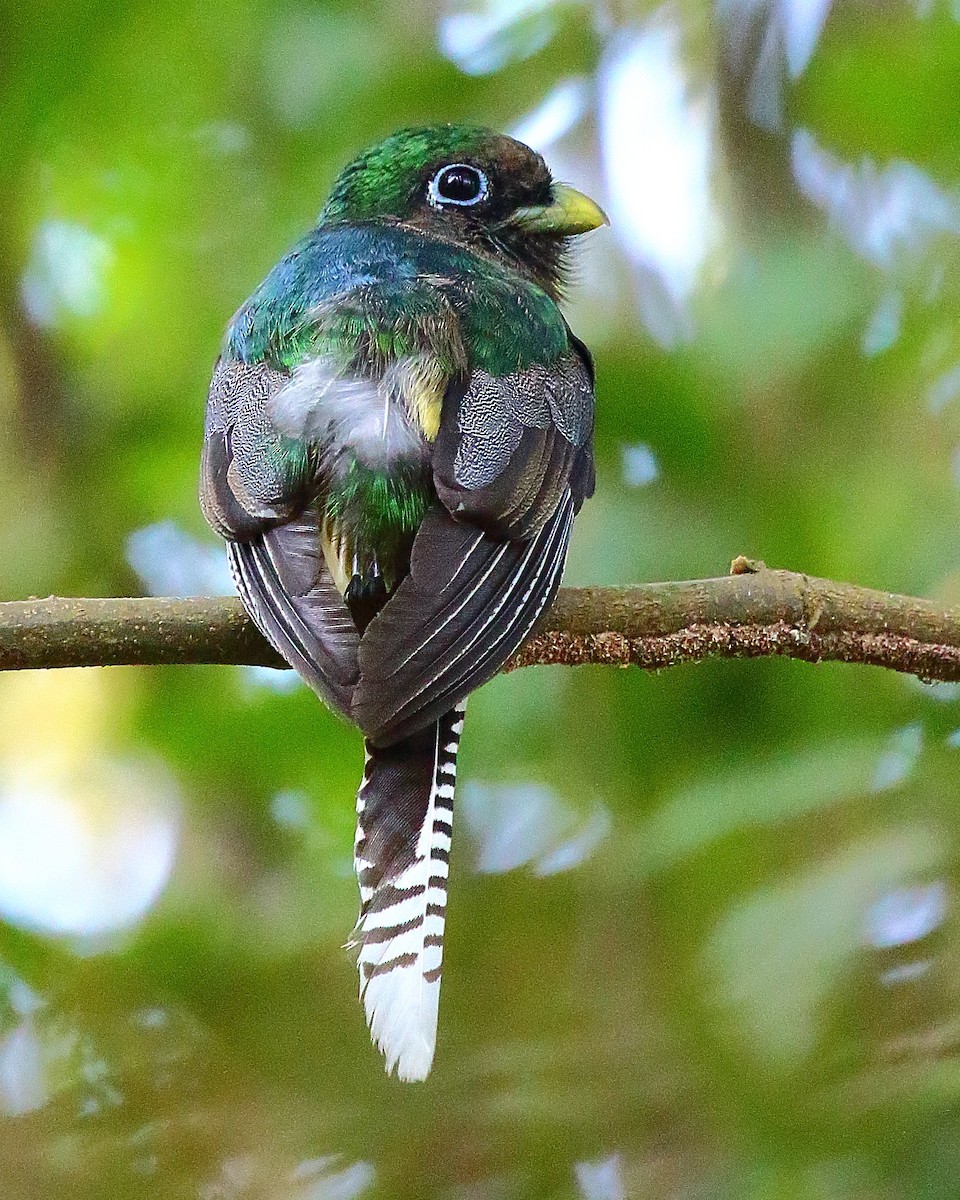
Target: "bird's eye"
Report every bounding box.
[428,164,488,208]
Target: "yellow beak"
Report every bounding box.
[508,184,609,236]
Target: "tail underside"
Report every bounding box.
[350,704,465,1081]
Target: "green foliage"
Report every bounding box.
[2,0,960,1195]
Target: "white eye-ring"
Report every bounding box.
[428,163,489,208]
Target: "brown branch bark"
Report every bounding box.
[2,564,960,683]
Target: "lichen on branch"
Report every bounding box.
[3,565,960,684]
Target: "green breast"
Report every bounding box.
[327,462,431,546]
[322,461,432,595]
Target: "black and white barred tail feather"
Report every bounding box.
[350,704,465,1081]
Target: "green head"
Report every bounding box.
[319,124,607,296]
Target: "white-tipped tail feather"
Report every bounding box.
[351,705,465,1081]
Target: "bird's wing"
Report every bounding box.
[201,225,467,718]
[201,355,360,715]
[353,343,595,745]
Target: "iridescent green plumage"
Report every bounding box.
[326,461,431,583]
[201,124,605,1081]
[220,218,575,592]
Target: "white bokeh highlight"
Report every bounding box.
[718,0,833,129]
[792,129,960,274]
[21,220,113,329]
[461,781,611,876]
[598,17,719,343]
[510,78,591,152]
[0,762,180,937]
[0,671,181,940]
[439,0,564,75]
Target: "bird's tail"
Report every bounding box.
[349,703,465,1082]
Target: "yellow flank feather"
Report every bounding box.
[321,519,353,597]
[394,356,446,442]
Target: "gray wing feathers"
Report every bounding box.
[432,351,594,540]
[449,354,593,491]
[203,357,359,717]
[201,357,310,538]
[351,348,592,743]
[352,490,575,745]
[203,342,593,740]
[228,516,359,716]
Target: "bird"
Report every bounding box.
[200,124,605,1082]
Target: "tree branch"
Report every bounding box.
[3,564,960,684]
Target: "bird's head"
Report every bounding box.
[318,125,607,298]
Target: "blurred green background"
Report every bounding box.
[2,0,960,1196]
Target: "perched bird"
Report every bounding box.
[201,125,605,1081]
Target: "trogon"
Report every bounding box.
[201,125,606,1080]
